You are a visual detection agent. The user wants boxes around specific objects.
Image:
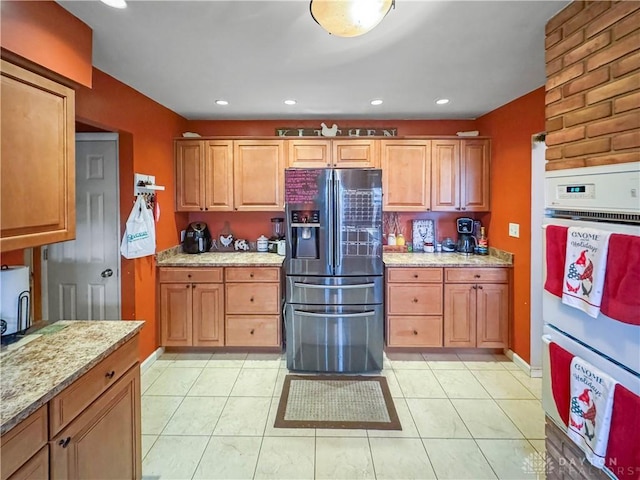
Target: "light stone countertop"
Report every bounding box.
[157,251,285,267]
[383,252,512,267]
[0,320,144,436]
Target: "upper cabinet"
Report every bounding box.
[432,139,490,212]
[233,140,285,211]
[1,60,76,252]
[175,140,234,212]
[288,139,379,168]
[381,140,431,212]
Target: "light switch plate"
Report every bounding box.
[509,223,520,238]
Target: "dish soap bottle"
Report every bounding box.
[477,227,489,255]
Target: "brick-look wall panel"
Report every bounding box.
[545,1,640,170]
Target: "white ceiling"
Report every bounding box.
[58,0,570,121]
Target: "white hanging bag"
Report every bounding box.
[120,195,156,259]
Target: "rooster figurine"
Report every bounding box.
[320,122,338,137]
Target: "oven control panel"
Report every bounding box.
[556,183,596,200]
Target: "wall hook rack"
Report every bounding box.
[134,173,165,196]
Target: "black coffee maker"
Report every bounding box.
[456,217,476,255]
[183,222,212,254]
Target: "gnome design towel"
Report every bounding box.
[568,356,617,469]
[562,227,611,318]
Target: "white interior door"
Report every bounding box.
[46,133,121,321]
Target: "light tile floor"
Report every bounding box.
[141,351,546,480]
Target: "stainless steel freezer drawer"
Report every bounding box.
[284,303,384,373]
[285,275,383,305]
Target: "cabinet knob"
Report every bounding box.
[59,437,71,448]
[413,330,418,335]
[426,208,431,211]
[105,370,115,379]
[478,285,483,290]
[205,207,209,211]
[192,284,196,289]
[250,273,254,278]
[474,274,480,278]
[250,329,255,335]
[472,285,477,289]
[200,207,203,211]
[412,298,418,303]
[250,297,254,302]
[461,207,466,211]
[186,284,190,288]
[188,274,192,278]
[413,274,418,278]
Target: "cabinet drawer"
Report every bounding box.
[387,268,443,283]
[386,284,443,315]
[444,268,508,283]
[387,316,443,347]
[226,283,280,314]
[225,267,280,282]
[226,315,280,346]
[49,335,139,437]
[0,406,48,480]
[158,267,223,283]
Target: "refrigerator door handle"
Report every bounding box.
[327,172,334,272]
[293,282,376,290]
[293,310,376,318]
[334,176,341,269]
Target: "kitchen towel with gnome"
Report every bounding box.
[568,356,618,469]
[562,227,611,318]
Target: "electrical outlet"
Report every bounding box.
[509,223,520,238]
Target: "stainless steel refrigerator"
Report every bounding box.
[284,168,383,373]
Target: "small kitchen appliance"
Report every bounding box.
[268,217,285,253]
[456,217,476,254]
[183,222,212,254]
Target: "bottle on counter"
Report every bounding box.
[477,227,489,255]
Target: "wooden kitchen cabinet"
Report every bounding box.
[225,267,281,347]
[175,140,234,212]
[234,140,285,211]
[432,139,490,212]
[1,406,48,480]
[7,446,48,480]
[1,59,76,252]
[381,140,431,211]
[49,365,141,480]
[386,267,444,347]
[159,268,224,347]
[444,268,509,348]
[287,139,379,168]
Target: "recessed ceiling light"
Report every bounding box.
[284,100,297,105]
[435,98,450,105]
[100,0,127,8]
[215,100,229,106]
[370,99,383,106]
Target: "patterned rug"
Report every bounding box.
[274,375,401,430]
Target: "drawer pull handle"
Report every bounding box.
[413,330,418,335]
[59,437,71,448]
[250,297,254,302]
[413,274,418,278]
[250,329,255,335]
[474,274,481,278]
[412,298,418,303]
[105,370,116,379]
[250,273,254,278]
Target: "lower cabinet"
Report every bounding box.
[444,268,509,348]
[158,266,282,348]
[0,335,141,480]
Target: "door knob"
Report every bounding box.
[101,268,113,278]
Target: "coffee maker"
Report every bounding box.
[456,217,476,255]
[289,210,320,259]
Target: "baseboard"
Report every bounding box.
[141,347,165,373]
[503,349,535,376]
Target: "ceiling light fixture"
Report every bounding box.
[99,0,127,8]
[435,98,450,105]
[370,99,383,106]
[310,0,395,38]
[215,100,229,106]
[284,100,297,105]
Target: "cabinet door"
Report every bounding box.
[50,366,141,480]
[7,445,48,480]
[444,284,476,347]
[332,139,379,168]
[1,60,75,252]
[175,140,204,212]
[288,139,331,168]
[431,140,460,211]
[193,283,224,346]
[461,139,490,211]
[381,140,431,211]
[204,140,234,211]
[233,140,285,211]
[476,283,509,348]
[160,283,193,346]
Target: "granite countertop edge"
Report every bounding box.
[0,320,144,436]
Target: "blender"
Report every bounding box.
[268,217,284,253]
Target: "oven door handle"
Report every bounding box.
[293,282,375,290]
[293,310,376,318]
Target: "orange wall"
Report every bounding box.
[476,87,546,364]
[75,69,189,359]
[0,1,92,87]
